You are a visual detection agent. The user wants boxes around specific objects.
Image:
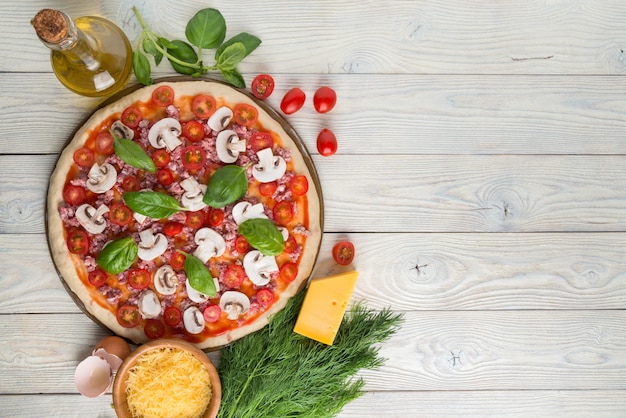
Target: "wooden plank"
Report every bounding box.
[5,154,626,234]
[5,232,626,314]
[5,73,626,155]
[2,390,626,418]
[1,311,625,394]
[6,0,626,75]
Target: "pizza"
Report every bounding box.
[47,79,322,350]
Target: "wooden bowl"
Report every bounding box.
[112,339,221,418]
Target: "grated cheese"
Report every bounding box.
[125,347,212,418]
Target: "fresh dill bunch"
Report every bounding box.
[217,291,403,418]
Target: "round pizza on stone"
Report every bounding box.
[47,79,323,350]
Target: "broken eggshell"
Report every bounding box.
[93,336,131,372]
[74,355,113,398]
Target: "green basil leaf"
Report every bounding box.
[185,8,226,50]
[142,38,163,66]
[132,50,152,86]
[167,40,199,75]
[114,138,156,173]
[215,32,261,60]
[239,218,285,256]
[158,37,176,49]
[202,165,248,208]
[216,42,246,72]
[96,237,138,274]
[184,253,216,297]
[124,191,185,219]
[220,68,245,89]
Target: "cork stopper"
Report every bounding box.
[32,9,68,44]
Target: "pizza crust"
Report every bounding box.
[47,79,322,350]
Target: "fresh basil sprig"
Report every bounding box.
[113,137,156,173]
[131,7,261,88]
[124,191,186,219]
[203,165,249,208]
[96,237,138,274]
[239,218,285,256]
[183,252,216,297]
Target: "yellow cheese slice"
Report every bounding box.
[293,270,359,345]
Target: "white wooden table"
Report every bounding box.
[2,0,626,416]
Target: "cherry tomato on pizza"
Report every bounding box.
[127,268,151,290]
[233,103,258,127]
[163,306,182,327]
[157,168,174,186]
[289,175,309,196]
[284,234,298,254]
[313,86,337,113]
[183,120,205,142]
[95,131,114,155]
[63,184,86,206]
[66,229,89,255]
[207,208,224,227]
[152,149,170,168]
[121,176,141,192]
[73,147,94,167]
[121,106,142,128]
[203,305,222,323]
[186,211,205,229]
[234,235,250,253]
[279,262,298,282]
[317,128,337,157]
[117,305,141,328]
[181,146,206,172]
[152,85,175,107]
[170,251,186,270]
[251,74,275,100]
[256,289,274,306]
[88,268,108,287]
[191,94,217,119]
[332,241,355,265]
[222,264,246,289]
[249,131,273,153]
[258,181,277,197]
[280,88,306,115]
[144,319,165,339]
[163,222,184,237]
[109,203,133,226]
[273,201,294,225]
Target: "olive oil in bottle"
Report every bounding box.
[32,9,133,97]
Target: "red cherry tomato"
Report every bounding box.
[170,251,186,270]
[108,203,133,226]
[62,184,86,206]
[207,208,224,227]
[258,181,278,197]
[157,168,174,186]
[203,305,222,323]
[88,268,108,287]
[233,103,259,127]
[273,201,294,225]
[127,268,151,290]
[279,262,298,282]
[181,145,206,172]
[251,74,275,99]
[117,305,141,328]
[183,120,205,142]
[186,211,205,229]
[66,229,89,255]
[164,306,182,327]
[191,94,217,119]
[73,147,94,167]
[163,222,184,237]
[144,319,165,339]
[256,289,274,306]
[152,85,175,107]
[121,176,141,192]
[284,234,298,254]
[249,131,274,153]
[280,88,306,115]
[317,128,337,157]
[95,132,114,155]
[332,241,355,265]
[234,235,250,253]
[289,175,309,196]
[121,106,143,128]
[313,86,337,113]
[222,264,246,289]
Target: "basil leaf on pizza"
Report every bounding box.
[113,137,156,173]
[239,218,285,256]
[203,165,248,208]
[184,253,216,297]
[96,237,138,274]
[124,191,186,219]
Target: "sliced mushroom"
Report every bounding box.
[180,177,208,211]
[154,265,178,296]
[243,250,279,286]
[183,306,205,334]
[219,291,251,320]
[86,163,117,193]
[133,212,148,225]
[138,290,161,319]
[278,226,289,240]
[252,148,287,183]
[185,279,209,303]
[216,130,246,163]
[192,228,226,263]
[137,229,168,261]
[75,203,109,234]
[148,117,182,151]
[207,106,233,132]
[110,120,134,140]
[232,201,268,225]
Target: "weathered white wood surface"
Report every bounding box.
[2,0,626,417]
